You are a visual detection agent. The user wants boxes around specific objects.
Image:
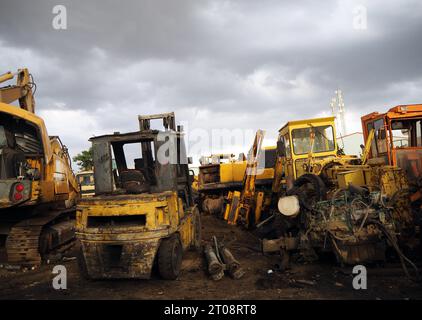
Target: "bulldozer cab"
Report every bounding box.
[362,105,422,185]
[274,117,338,188]
[90,112,193,209]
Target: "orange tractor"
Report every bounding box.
[361,104,422,230]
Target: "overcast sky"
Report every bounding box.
[1,0,422,168]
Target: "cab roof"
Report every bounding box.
[362,104,422,122]
[279,116,336,132]
[89,129,183,144]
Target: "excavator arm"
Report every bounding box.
[0,68,35,113]
[225,130,265,227]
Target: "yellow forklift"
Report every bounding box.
[76,113,201,279]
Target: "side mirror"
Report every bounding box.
[187,157,193,164]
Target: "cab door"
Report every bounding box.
[283,133,296,189]
[366,117,390,165]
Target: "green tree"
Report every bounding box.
[73,147,93,171]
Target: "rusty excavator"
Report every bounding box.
[0,69,79,266]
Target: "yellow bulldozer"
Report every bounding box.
[263,115,418,273]
[0,69,79,266]
[76,112,201,279]
[272,116,358,209]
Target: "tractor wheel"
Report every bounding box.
[158,234,183,280]
[192,207,202,251]
[287,174,327,211]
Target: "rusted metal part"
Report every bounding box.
[138,112,175,131]
[201,196,224,216]
[204,236,245,280]
[77,188,198,279]
[219,246,245,279]
[204,244,224,280]
[262,236,299,253]
[5,208,75,266]
[80,238,160,279]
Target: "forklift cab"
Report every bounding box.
[90,113,194,209]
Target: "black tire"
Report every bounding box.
[77,246,91,280]
[158,234,183,280]
[192,207,202,251]
[287,174,327,211]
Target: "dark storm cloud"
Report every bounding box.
[1,0,422,161]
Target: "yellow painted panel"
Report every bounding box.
[337,170,365,189]
[231,162,246,182]
[220,162,234,183]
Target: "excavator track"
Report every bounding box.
[5,208,76,266]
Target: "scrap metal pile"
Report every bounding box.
[263,164,420,279]
[1,68,421,287]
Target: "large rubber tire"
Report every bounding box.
[158,234,183,280]
[287,174,327,211]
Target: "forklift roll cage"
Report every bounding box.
[90,112,193,208]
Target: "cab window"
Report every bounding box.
[391,119,422,148]
[373,119,387,154]
[284,134,291,158]
[292,125,335,155]
[78,174,94,186]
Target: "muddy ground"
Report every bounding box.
[0,215,421,300]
